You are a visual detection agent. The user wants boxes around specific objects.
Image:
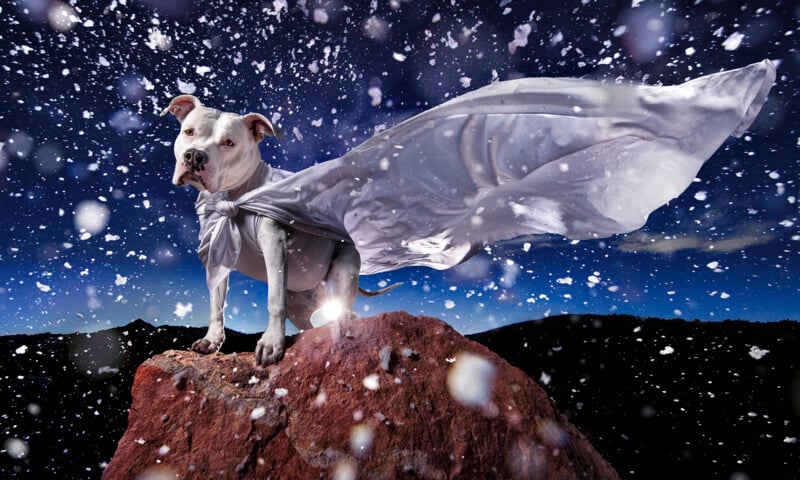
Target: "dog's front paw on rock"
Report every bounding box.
[191,338,222,354]
[255,335,285,366]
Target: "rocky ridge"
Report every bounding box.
[102,312,619,479]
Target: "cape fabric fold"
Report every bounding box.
[195,60,775,290]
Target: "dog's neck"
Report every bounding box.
[223,160,272,200]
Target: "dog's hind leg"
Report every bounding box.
[286,289,316,331]
[323,241,361,320]
[191,273,229,354]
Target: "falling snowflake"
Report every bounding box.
[508,23,532,54]
[362,374,380,391]
[74,200,110,236]
[722,32,745,51]
[173,302,193,319]
[447,352,496,408]
[250,406,266,420]
[350,424,374,457]
[748,346,769,360]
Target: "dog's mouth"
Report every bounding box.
[177,171,208,190]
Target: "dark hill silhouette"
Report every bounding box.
[1,313,798,479]
[470,314,800,479]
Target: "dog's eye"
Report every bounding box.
[183,128,194,136]
[224,139,235,147]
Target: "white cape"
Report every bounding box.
[196,60,775,290]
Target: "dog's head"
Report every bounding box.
[160,95,280,193]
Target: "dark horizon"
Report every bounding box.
[3,309,799,342]
[3,310,798,478]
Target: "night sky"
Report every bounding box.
[1,0,798,336]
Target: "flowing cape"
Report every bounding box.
[196,60,775,290]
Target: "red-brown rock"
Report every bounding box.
[102,312,620,479]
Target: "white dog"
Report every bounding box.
[161,95,394,366]
[161,61,773,366]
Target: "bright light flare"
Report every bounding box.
[310,298,344,327]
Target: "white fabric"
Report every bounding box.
[196,60,775,290]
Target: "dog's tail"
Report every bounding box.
[358,282,403,297]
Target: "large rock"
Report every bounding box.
[102,312,619,479]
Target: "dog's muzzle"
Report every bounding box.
[183,148,208,172]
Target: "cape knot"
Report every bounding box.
[215,200,239,217]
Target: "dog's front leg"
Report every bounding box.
[255,218,288,366]
[191,273,229,353]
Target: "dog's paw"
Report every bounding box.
[255,334,285,366]
[191,338,222,354]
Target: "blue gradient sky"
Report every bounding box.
[1,0,798,335]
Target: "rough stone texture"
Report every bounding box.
[102,312,620,479]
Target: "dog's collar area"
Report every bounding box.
[213,200,239,217]
[202,191,240,218]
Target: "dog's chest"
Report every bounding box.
[234,211,337,292]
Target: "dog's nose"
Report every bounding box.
[183,148,208,172]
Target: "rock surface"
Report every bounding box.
[102,312,619,479]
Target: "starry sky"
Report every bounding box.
[1,0,798,336]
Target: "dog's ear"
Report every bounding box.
[242,113,284,142]
[160,95,201,122]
